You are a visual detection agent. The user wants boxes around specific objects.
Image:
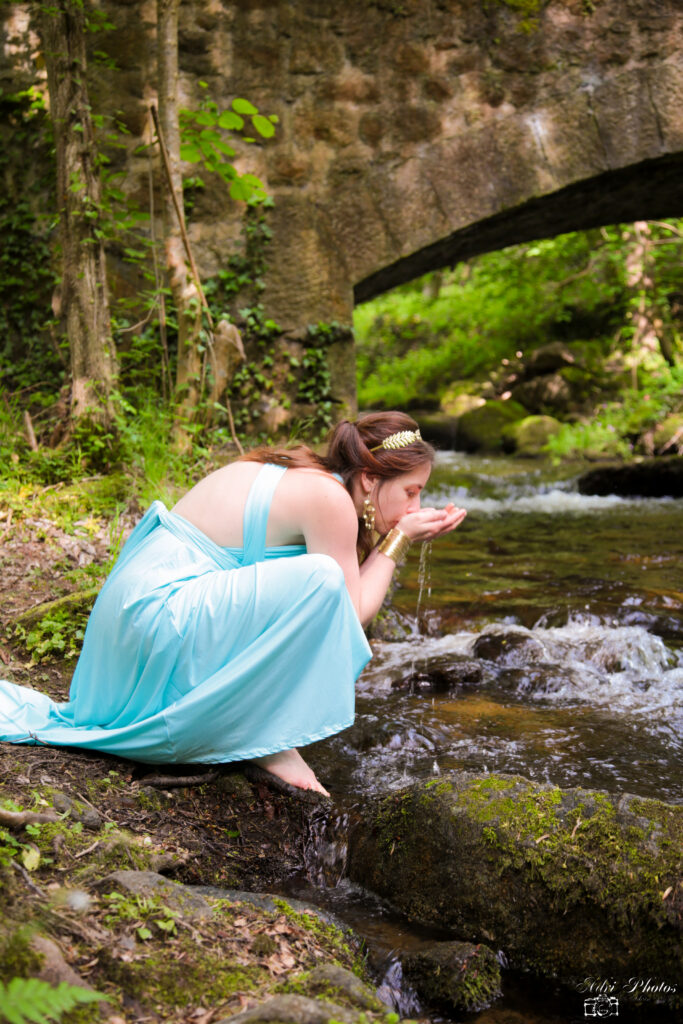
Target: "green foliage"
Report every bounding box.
[102,890,179,941]
[0,827,22,868]
[545,363,683,458]
[179,84,278,202]
[355,223,681,412]
[296,322,343,436]
[0,977,107,1024]
[12,606,89,664]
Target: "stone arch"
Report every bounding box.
[3,0,682,416]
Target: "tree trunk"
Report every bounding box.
[157,0,201,448]
[624,221,670,383]
[37,0,117,426]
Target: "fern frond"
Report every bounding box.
[0,978,107,1024]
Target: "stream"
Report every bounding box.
[285,454,683,1023]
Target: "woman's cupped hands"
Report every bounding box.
[397,503,467,543]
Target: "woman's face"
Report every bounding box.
[371,461,432,534]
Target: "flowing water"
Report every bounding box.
[288,454,683,1021]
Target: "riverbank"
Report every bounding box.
[0,738,389,1024]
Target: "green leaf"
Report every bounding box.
[198,138,217,158]
[0,978,107,1024]
[137,926,152,940]
[218,111,244,131]
[229,178,254,202]
[252,114,275,138]
[199,128,221,145]
[211,139,236,157]
[180,143,202,162]
[232,98,258,116]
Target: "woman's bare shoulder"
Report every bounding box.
[283,466,351,499]
[273,467,355,526]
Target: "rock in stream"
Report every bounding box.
[347,772,682,1009]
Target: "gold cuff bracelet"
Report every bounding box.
[377,527,411,564]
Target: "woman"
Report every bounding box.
[0,413,465,795]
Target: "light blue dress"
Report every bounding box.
[0,464,371,764]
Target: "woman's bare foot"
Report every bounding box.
[251,748,330,797]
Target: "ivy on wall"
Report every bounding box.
[0,87,62,399]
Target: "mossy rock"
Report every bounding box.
[455,401,527,452]
[504,414,562,455]
[216,993,359,1024]
[524,341,576,377]
[402,940,501,1013]
[347,772,683,1007]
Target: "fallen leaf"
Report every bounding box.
[22,846,41,872]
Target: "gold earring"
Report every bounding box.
[362,496,376,531]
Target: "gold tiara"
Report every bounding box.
[370,428,422,452]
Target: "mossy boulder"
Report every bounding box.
[524,342,576,377]
[402,940,501,1013]
[504,414,562,455]
[217,965,385,1024]
[510,374,572,416]
[455,401,527,453]
[347,772,682,1006]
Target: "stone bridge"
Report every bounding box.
[5,0,683,411]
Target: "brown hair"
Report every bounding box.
[325,412,435,558]
[240,412,435,559]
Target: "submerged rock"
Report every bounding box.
[402,940,502,1013]
[473,630,545,667]
[347,772,682,1006]
[395,655,483,693]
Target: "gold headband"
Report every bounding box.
[370,428,422,452]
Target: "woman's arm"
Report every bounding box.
[297,478,364,616]
[296,475,466,628]
[357,504,466,624]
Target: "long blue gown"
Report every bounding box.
[0,464,371,764]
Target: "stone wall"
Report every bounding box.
[2,0,683,412]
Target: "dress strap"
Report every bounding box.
[241,463,288,565]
